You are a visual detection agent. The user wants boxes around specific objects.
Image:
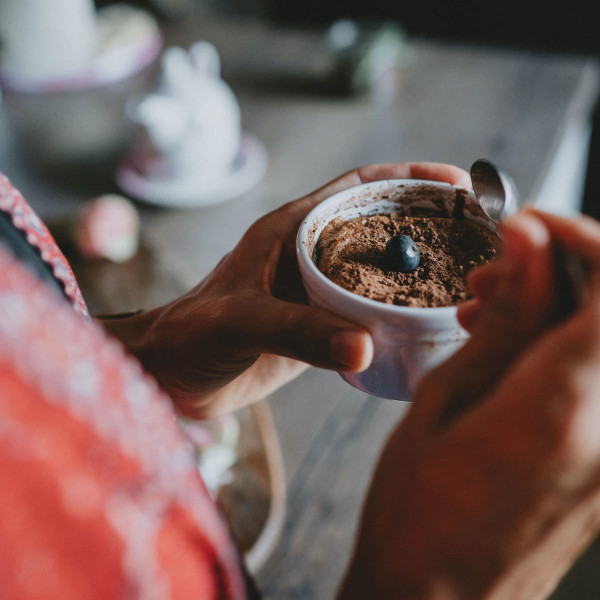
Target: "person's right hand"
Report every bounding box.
[339,209,600,600]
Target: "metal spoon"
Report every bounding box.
[470,157,586,317]
[470,158,519,223]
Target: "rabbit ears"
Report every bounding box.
[160,41,221,92]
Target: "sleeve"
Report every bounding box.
[0,234,248,599]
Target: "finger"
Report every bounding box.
[471,295,600,473]
[468,260,504,303]
[290,162,471,217]
[456,298,483,331]
[404,162,472,188]
[233,295,374,372]
[269,162,471,236]
[467,212,560,330]
[200,355,311,417]
[456,210,600,333]
[240,162,471,280]
[526,209,600,269]
[457,261,504,331]
[526,209,600,299]
[412,212,557,427]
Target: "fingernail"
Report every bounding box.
[330,330,373,371]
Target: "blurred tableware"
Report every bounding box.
[0,2,162,92]
[0,0,96,85]
[74,195,140,263]
[117,42,267,207]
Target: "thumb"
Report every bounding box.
[240,297,374,372]
[413,212,557,426]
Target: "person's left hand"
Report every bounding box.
[100,162,470,418]
[337,209,600,600]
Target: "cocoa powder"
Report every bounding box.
[315,214,499,307]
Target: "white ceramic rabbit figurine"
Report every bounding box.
[128,42,242,179]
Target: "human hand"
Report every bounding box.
[339,210,600,600]
[101,162,470,418]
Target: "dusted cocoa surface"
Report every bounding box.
[315,213,500,307]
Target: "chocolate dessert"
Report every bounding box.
[315,213,499,307]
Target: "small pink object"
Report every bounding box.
[75,194,140,262]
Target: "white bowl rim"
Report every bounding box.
[296,178,482,317]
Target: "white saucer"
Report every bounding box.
[116,132,269,208]
[0,5,162,93]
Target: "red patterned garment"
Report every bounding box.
[0,173,90,321]
[0,173,247,599]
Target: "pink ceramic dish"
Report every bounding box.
[296,179,498,401]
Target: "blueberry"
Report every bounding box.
[384,234,420,272]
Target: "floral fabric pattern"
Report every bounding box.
[0,173,245,599]
[0,172,90,320]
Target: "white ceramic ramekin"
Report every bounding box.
[296,179,498,401]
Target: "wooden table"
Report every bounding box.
[1,16,600,599]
